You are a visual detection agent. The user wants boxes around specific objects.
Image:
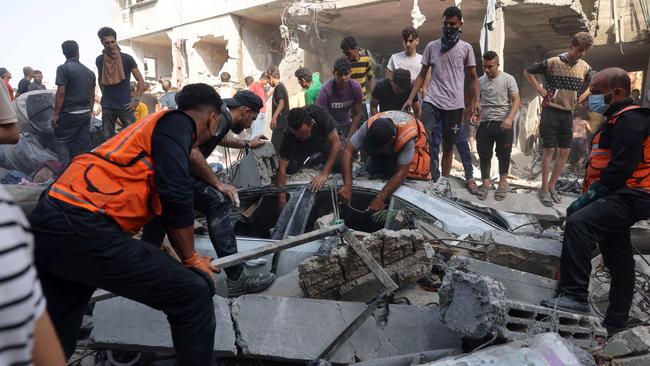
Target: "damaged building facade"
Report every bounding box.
[110,0,650,146]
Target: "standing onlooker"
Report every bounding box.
[341,36,373,124]
[95,26,145,140]
[52,40,96,164]
[244,76,254,88]
[16,66,34,97]
[316,57,363,138]
[569,106,592,173]
[524,32,593,206]
[294,67,322,106]
[0,68,67,366]
[0,68,15,101]
[141,82,158,115]
[387,26,422,84]
[370,68,420,119]
[158,80,177,110]
[28,70,47,91]
[404,6,480,193]
[217,72,235,98]
[474,51,521,201]
[632,89,642,105]
[248,72,268,137]
[268,66,289,152]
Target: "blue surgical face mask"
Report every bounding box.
[588,89,616,114]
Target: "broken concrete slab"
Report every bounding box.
[258,268,304,297]
[229,143,278,188]
[231,294,462,364]
[352,349,459,366]
[90,296,237,356]
[604,326,650,358]
[612,354,650,366]
[447,256,559,305]
[423,332,596,366]
[298,229,433,301]
[481,230,562,278]
[439,270,606,348]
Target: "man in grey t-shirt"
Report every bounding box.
[474,51,521,201]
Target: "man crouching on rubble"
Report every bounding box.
[542,68,650,335]
[31,84,222,365]
[276,105,342,209]
[338,110,430,212]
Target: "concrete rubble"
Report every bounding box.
[438,269,606,348]
[601,326,650,365]
[298,229,434,301]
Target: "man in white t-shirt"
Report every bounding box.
[387,26,422,84]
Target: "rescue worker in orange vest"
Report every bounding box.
[338,110,431,212]
[30,84,223,365]
[541,68,650,335]
[276,105,343,210]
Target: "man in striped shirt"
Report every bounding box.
[0,81,66,366]
[341,36,373,122]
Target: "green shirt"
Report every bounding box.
[305,73,322,105]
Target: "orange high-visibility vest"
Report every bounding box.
[366,110,431,180]
[583,105,650,193]
[49,110,188,233]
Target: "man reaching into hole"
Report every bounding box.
[338,110,431,212]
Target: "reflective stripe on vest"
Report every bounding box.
[48,110,175,233]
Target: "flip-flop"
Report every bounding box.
[466,179,480,195]
[494,184,509,201]
[476,185,490,201]
[538,191,553,207]
[549,189,562,204]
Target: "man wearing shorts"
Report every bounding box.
[525,32,593,206]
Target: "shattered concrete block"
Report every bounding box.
[90,296,237,356]
[423,332,596,366]
[604,326,650,358]
[298,229,433,301]
[447,256,559,305]
[439,270,606,348]
[612,354,650,366]
[481,230,562,278]
[231,294,462,364]
[230,143,278,188]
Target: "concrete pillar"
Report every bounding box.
[168,30,188,88]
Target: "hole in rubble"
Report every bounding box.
[305,191,385,233]
[508,308,536,319]
[232,193,291,238]
[558,316,579,326]
[571,332,591,340]
[505,322,528,333]
[578,318,593,327]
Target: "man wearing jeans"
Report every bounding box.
[403,6,479,192]
[95,26,145,140]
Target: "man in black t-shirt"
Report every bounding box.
[15,66,33,97]
[268,66,289,153]
[371,68,420,119]
[276,105,342,209]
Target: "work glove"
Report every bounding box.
[566,181,609,217]
[182,251,221,295]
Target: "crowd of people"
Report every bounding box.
[1,5,650,366]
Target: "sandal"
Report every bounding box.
[494,184,509,201]
[466,179,480,195]
[476,184,490,201]
[538,191,554,207]
[549,189,562,204]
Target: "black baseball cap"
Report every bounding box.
[224,90,263,113]
[363,118,397,156]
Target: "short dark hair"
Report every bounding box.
[391,69,411,90]
[61,40,79,59]
[267,66,280,78]
[175,83,223,112]
[340,36,357,51]
[294,67,312,82]
[402,26,419,41]
[244,76,254,86]
[33,70,42,75]
[220,72,231,82]
[443,6,463,20]
[0,68,8,78]
[260,72,269,80]
[482,51,499,62]
[23,67,33,76]
[571,32,593,48]
[288,107,312,130]
[608,71,632,94]
[333,57,352,74]
[97,27,117,40]
[162,80,172,91]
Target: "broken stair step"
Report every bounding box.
[231,294,462,364]
[447,256,559,305]
[90,296,237,356]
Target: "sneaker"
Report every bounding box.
[603,322,628,337]
[226,268,276,297]
[541,296,590,314]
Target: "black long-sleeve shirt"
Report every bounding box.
[598,98,650,192]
